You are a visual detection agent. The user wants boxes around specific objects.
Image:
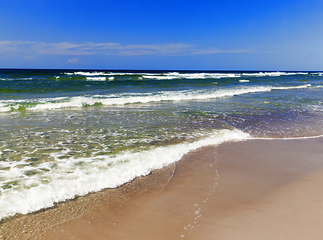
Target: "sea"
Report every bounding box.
[0,69,323,221]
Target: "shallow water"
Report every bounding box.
[0,69,322,220]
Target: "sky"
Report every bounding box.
[0,0,322,70]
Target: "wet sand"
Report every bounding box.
[0,164,176,240]
[1,137,323,239]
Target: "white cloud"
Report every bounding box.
[0,41,36,53]
[24,56,34,60]
[67,57,80,64]
[0,40,247,56]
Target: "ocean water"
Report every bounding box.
[0,69,323,221]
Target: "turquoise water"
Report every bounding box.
[0,69,323,220]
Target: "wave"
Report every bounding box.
[142,72,240,80]
[0,78,33,81]
[0,129,249,220]
[65,71,144,77]
[86,76,107,81]
[272,84,311,90]
[0,71,316,84]
[64,71,311,80]
[85,76,114,81]
[0,84,312,112]
[65,71,110,76]
[241,72,309,77]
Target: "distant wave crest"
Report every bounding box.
[0,84,312,113]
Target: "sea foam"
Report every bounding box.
[86,77,107,81]
[241,72,308,77]
[0,84,313,113]
[0,129,249,220]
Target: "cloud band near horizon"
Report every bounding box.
[0,40,247,57]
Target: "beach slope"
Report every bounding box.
[2,137,323,240]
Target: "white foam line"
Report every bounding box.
[252,134,323,141]
[272,84,311,90]
[86,77,106,81]
[66,71,109,76]
[0,83,313,113]
[0,78,33,81]
[0,129,249,220]
[242,72,309,77]
[59,71,318,81]
[65,72,151,76]
[142,73,240,80]
[239,80,249,83]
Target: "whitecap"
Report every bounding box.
[86,77,106,81]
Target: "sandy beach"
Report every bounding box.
[1,137,323,240]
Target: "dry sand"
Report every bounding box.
[1,137,323,239]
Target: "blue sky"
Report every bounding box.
[0,0,322,70]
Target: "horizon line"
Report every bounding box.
[0,67,321,73]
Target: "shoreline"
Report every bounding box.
[1,137,323,239]
[0,164,176,240]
